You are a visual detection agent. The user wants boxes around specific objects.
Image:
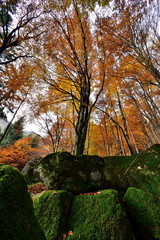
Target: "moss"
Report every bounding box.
[124,187,160,240]
[33,190,73,240]
[0,164,45,240]
[34,152,107,194]
[104,144,160,197]
[66,189,133,240]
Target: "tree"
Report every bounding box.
[0,136,43,170]
[33,0,108,155]
[33,113,74,153]
[0,0,44,65]
[0,116,24,147]
[100,0,160,88]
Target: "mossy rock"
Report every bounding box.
[21,160,39,184]
[34,152,107,194]
[66,189,134,240]
[124,187,160,240]
[104,144,160,197]
[33,190,73,240]
[0,164,46,240]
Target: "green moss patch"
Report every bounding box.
[104,144,160,197]
[66,189,133,240]
[33,190,73,240]
[124,187,160,240]
[34,152,107,194]
[0,164,45,240]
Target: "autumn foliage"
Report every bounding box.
[0,0,159,157]
[0,137,44,170]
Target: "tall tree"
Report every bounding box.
[34,0,107,155]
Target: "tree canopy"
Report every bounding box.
[0,0,159,156]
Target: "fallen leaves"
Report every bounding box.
[80,191,102,196]
[63,230,74,239]
[28,183,47,194]
[53,190,57,195]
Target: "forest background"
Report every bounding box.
[0,0,160,170]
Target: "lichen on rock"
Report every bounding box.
[34,152,107,194]
[124,187,160,240]
[0,164,45,240]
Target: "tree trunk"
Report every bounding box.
[74,86,90,155]
[143,120,157,144]
[0,98,25,145]
[111,126,118,155]
[110,97,123,156]
[115,124,123,155]
[104,120,110,156]
[86,121,90,155]
[117,91,134,155]
[119,128,126,156]
[74,113,89,155]
[126,118,139,154]
[141,124,152,147]
[149,122,160,143]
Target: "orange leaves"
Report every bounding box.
[0,137,43,170]
[28,183,47,195]
[53,190,57,194]
[63,230,74,240]
[80,191,103,196]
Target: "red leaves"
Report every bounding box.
[63,230,74,239]
[28,183,47,194]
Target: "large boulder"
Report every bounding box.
[33,189,134,240]
[104,144,160,197]
[0,164,46,240]
[34,152,107,194]
[124,187,160,240]
[21,159,39,184]
[66,189,134,240]
[33,190,73,240]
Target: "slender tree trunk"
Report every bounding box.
[139,134,147,149]
[149,123,160,143]
[142,124,152,147]
[126,119,139,154]
[117,91,134,155]
[115,124,123,156]
[99,116,111,156]
[144,121,157,144]
[119,128,126,156]
[110,98,123,156]
[0,98,26,145]
[86,121,90,155]
[111,126,118,155]
[104,121,110,156]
